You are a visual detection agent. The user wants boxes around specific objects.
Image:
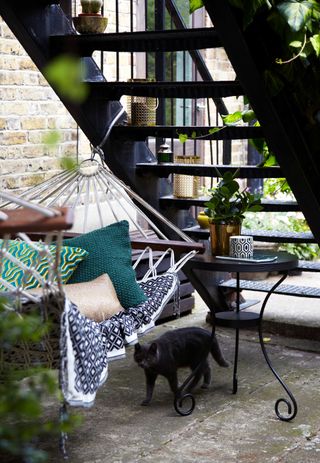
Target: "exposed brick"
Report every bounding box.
[0,102,30,116]
[0,38,24,56]
[1,131,27,145]
[6,117,21,130]
[21,117,47,130]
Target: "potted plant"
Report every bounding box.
[204,170,263,255]
[81,0,103,14]
[73,0,108,34]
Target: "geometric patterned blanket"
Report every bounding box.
[60,272,179,407]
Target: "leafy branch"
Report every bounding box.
[190,1,320,62]
[177,126,225,144]
[178,107,277,167]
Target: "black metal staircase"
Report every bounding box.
[1,0,319,314]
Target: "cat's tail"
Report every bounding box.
[210,336,229,367]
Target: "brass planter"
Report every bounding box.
[127,79,158,126]
[209,221,241,256]
[173,155,201,198]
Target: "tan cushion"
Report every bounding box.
[64,274,123,322]
[32,274,123,322]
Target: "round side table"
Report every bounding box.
[174,249,298,422]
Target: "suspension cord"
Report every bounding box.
[92,106,126,160]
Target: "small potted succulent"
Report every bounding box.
[204,170,263,255]
[73,0,108,34]
[81,0,103,14]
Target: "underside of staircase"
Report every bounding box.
[1,0,320,313]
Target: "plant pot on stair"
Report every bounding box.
[73,0,108,34]
[204,170,263,256]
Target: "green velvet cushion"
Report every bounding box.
[63,221,147,309]
[0,239,88,291]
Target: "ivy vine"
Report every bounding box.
[190,1,320,63]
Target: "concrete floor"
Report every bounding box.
[41,298,320,463]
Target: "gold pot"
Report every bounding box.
[210,221,241,256]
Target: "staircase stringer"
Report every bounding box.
[204,0,320,245]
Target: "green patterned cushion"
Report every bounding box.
[0,239,88,291]
[63,221,147,309]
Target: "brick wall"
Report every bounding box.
[0,17,79,192]
[0,1,137,193]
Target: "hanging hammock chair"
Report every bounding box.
[0,108,204,404]
[0,108,204,347]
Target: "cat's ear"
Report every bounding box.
[134,343,141,351]
[149,343,158,354]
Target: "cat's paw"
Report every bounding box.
[201,383,210,390]
[141,399,151,406]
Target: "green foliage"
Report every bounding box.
[204,170,263,223]
[42,130,61,147]
[264,177,291,196]
[310,33,320,56]
[178,133,189,144]
[246,178,320,260]
[222,109,278,167]
[189,0,204,14]
[60,156,78,171]
[177,126,224,143]
[277,1,317,32]
[44,55,89,103]
[243,211,320,260]
[225,0,320,65]
[0,299,78,462]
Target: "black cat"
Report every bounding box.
[134,327,229,405]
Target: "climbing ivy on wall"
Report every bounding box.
[190,1,320,63]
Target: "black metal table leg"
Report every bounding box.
[232,272,241,394]
[179,250,298,419]
[233,326,239,394]
[258,272,298,421]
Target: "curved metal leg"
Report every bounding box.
[259,272,298,421]
[233,326,239,394]
[232,272,241,394]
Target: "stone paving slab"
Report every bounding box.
[40,304,320,463]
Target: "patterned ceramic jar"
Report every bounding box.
[229,235,253,258]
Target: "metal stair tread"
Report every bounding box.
[136,164,282,178]
[159,196,299,212]
[297,260,320,272]
[183,226,315,243]
[220,278,320,298]
[113,125,264,141]
[50,27,221,55]
[88,80,244,99]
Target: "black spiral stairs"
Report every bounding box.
[1,0,320,314]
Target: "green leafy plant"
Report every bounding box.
[189,0,204,14]
[244,177,320,260]
[190,1,320,124]
[44,55,89,103]
[221,108,278,167]
[243,211,320,260]
[204,170,263,223]
[0,298,78,462]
